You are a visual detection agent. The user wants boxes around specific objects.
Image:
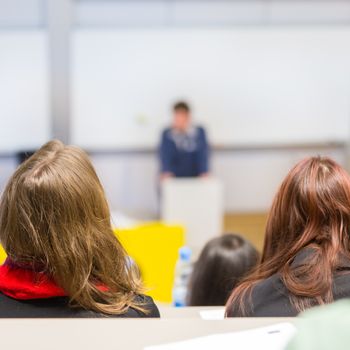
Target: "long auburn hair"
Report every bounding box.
[187,234,259,306]
[0,140,144,315]
[226,156,350,316]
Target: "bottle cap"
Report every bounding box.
[179,246,192,262]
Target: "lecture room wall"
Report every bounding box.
[0,0,350,217]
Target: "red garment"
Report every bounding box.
[0,259,66,300]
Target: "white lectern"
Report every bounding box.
[161,178,224,255]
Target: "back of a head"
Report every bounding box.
[0,140,143,315]
[173,101,190,114]
[263,156,350,263]
[227,156,350,315]
[187,234,259,306]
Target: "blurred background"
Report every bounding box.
[1,0,350,253]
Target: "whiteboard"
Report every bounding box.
[71,27,350,149]
[0,31,50,153]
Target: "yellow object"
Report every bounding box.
[0,245,6,264]
[0,223,185,303]
[115,223,185,303]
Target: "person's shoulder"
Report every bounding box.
[252,274,282,297]
[0,293,87,318]
[0,291,12,309]
[161,128,172,141]
[228,274,287,317]
[123,294,160,318]
[0,292,160,318]
[195,126,207,139]
[250,274,297,317]
[255,272,297,307]
[162,127,172,135]
[195,126,206,133]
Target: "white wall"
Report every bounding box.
[0,31,50,153]
[72,28,350,149]
[75,1,350,26]
[212,147,345,212]
[0,147,346,218]
[0,0,349,218]
[68,1,350,218]
[0,0,44,27]
[86,146,346,218]
[0,157,17,194]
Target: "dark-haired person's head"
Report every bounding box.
[187,234,259,306]
[0,140,148,316]
[172,101,191,131]
[226,156,350,316]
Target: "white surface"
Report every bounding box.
[161,178,223,251]
[75,1,168,26]
[158,306,226,319]
[145,322,296,350]
[74,1,350,27]
[0,157,17,193]
[0,0,43,26]
[199,308,225,320]
[171,1,265,24]
[0,318,295,350]
[88,146,345,215]
[111,210,140,229]
[72,27,350,149]
[0,31,50,152]
[268,1,350,23]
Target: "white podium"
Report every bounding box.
[161,177,224,255]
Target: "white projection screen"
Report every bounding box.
[71,27,350,149]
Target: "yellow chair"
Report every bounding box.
[0,245,6,264]
[115,223,185,303]
[0,223,185,303]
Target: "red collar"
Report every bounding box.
[0,259,66,300]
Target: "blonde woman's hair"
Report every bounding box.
[0,140,145,315]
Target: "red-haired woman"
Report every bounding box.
[226,157,350,317]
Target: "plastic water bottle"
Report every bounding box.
[172,246,192,307]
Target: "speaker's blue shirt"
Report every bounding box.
[159,126,209,177]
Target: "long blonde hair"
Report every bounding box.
[0,140,144,315]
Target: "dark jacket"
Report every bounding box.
[159,126,209,177]
[0,293,160,318]
[227,250,350,317]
